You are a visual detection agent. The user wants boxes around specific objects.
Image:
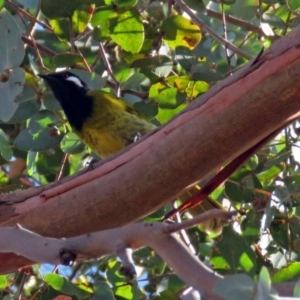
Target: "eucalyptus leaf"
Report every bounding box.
[0,9,25,71]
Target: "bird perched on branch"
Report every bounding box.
[39,71,225,234]
[38,71,156,158]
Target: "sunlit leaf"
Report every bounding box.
[162,16,201,50]
[109,9,144,53]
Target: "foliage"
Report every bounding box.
[0,0,300,299]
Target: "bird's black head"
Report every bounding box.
[38,71,94,130]
[38,71,89,103]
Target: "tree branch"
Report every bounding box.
[0,210,234,299]
[1,25,300,276]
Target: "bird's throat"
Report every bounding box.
[61,93,94,131]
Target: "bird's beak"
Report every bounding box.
[38,73,52,80]
[38,73,57,84]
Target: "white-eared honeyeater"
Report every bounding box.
[38,71,156,158]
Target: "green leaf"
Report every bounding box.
[0,68,25,122]
[211,226,256,274]
[0,275,7,288]
[42,93,63,111]
[14,128,63,152]
[272,262,300,283]
[0,130,12,161]
[48,2,94,40]
[258,266,271,290]
[225,168,262,203]
[270,221,289,250]
[7,87,40,123]
[93,280,115,299]
[109,9,144,53]
[162,16,201,50]
[0,9,25,71]
[288,0,300,9]
[16,0,38,8]
[120,72,147,90]
[262,13,286,29]
[115,284,134,299]
[149,82,185,109]
[44,273,91,298]
[53,53,83,68]
[156,290,180,299]
[41,0,84,19]
[130,56,173,80]
[71,3,94,34]
[49,19,69,41]
[39,285,65,300]
[61,132,85,154]
[133,100,158,120]
[294,279,300,297]
[92,26,110,42]
[70,70,105,90]
[104,0,137,7]
[167,274,185,292]
[240,210,260,238]
[26,151,38,176]
[36,147,68,176]
[106,260,126,286]
[91,6,115,27]
[214,274,255,300]
[14,110,64,152]
[114,63,132,83]
[256,165,282,182]
[244,155,259,170]
[183,0,205,11]
[219,0,236,3]
[157,104,187,124]
[226,0,258,20]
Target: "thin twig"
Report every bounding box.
[90,49,102,72]
[14,7,48,70]
[25,0,41,36]
[15,272,27,300]
[68,262,83,281]
[56,153,69,181]
[22,35,56,58]
[174,202,197,255]
[221,4,232,71]
[74,45,92,72]
[139,0,157,13]
[206,9,279,40]
[69,16,75,53]
[121,89,148,100]
[6,0,53,32]
[98,42,120,96]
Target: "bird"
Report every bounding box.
[39,71,225,233]
[38,71,157,158]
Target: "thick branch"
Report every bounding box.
[0,210,233,299]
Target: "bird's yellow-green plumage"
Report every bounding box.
[38,72,156,158]
[74,90,156,158]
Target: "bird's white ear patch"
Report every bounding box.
[66,76,84,87]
